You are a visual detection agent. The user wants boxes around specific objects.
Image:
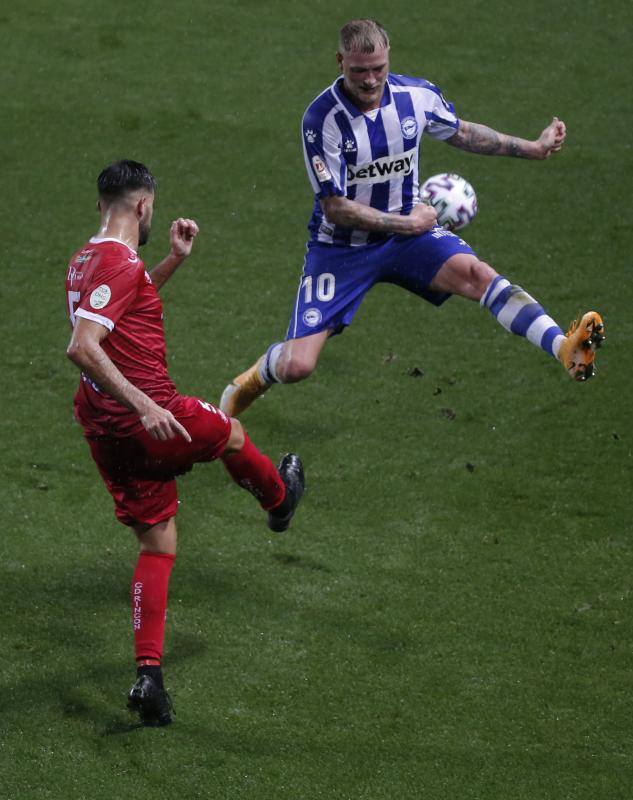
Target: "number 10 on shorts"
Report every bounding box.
[303,272,335,303]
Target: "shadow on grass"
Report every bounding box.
[271,552,331,572]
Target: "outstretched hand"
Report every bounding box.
[537,117,567,159]
[170,218,199,258]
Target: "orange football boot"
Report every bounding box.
[558,311,605,381]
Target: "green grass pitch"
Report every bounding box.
[1,1,632,798]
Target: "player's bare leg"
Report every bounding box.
[127,518,177,727]
[220,329,330,416]
[429,253,605,380]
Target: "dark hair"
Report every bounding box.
[339,19,390,54]
[97,159,156,201]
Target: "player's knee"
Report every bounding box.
[134,517,178,555]
[281,354,317,383]
[470,260,497,298]
[223,418,245,455]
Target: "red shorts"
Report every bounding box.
[86,395,231,527]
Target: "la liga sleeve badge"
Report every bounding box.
[312,155,332,182]
[90,284,111,309]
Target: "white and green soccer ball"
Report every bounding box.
[420,173,478,231]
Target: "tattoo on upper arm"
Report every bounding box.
[453,122,502,154]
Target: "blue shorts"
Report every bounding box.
[286,228,476,340]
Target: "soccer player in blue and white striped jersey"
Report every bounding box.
[220,18,604,418]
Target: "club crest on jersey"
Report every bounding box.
[346,152,416,185]
[304,128,317,143]
[312,155,332,183]
[400,116,418,140]
[303,307,322,328]
[75,250,93,265]
[90,284,111,309]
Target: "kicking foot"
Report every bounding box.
[220,357,269,417]
[559,311,605,381]
[127,674,173,727]
[267,454,305,533]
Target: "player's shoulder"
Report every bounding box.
[91,238,144,272]
[89,237,140,262]
[389,73,442,94]
[74,237,145,282]
[302,83,340,129]
[68,242,96,269]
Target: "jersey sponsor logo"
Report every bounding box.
[303,307,322,328]
[89,283,112,309]
[67,266,83,283]
[346,152,415,185]
[312,155,332,183]
[400,116,418,140]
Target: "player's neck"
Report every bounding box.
[95,214,139,251]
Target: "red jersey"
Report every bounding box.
[66,237,179,436]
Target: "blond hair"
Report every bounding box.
[338,19,390,54]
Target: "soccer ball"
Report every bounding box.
[419,173,478,231]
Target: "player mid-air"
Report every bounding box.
[65,161,304,726]
[220,18,604,418]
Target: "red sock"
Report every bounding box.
[131,551,176,663]
[222,434,285,511]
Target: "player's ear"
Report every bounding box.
[336,51,343,71]
[136,196,146,218]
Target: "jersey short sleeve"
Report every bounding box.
[75,254,145,331]
[421,81,460,141]
[301,103,345,199]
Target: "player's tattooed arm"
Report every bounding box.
[448,117,566,160]
[320,196,437,235]
[448,120,529,157]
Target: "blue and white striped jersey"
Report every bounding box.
[301,73,459,246]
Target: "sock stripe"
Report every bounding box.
[488,285,515,318]
[481,274,564,360]
[541,326,564,357]
[261,342,283,384]
[481,276,509,308]
[509,302,545,335]
[525,315,557,347]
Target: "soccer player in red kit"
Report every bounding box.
[65,160,304,727]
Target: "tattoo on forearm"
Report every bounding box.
[451,122,529,158]
[506,136,526,157]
